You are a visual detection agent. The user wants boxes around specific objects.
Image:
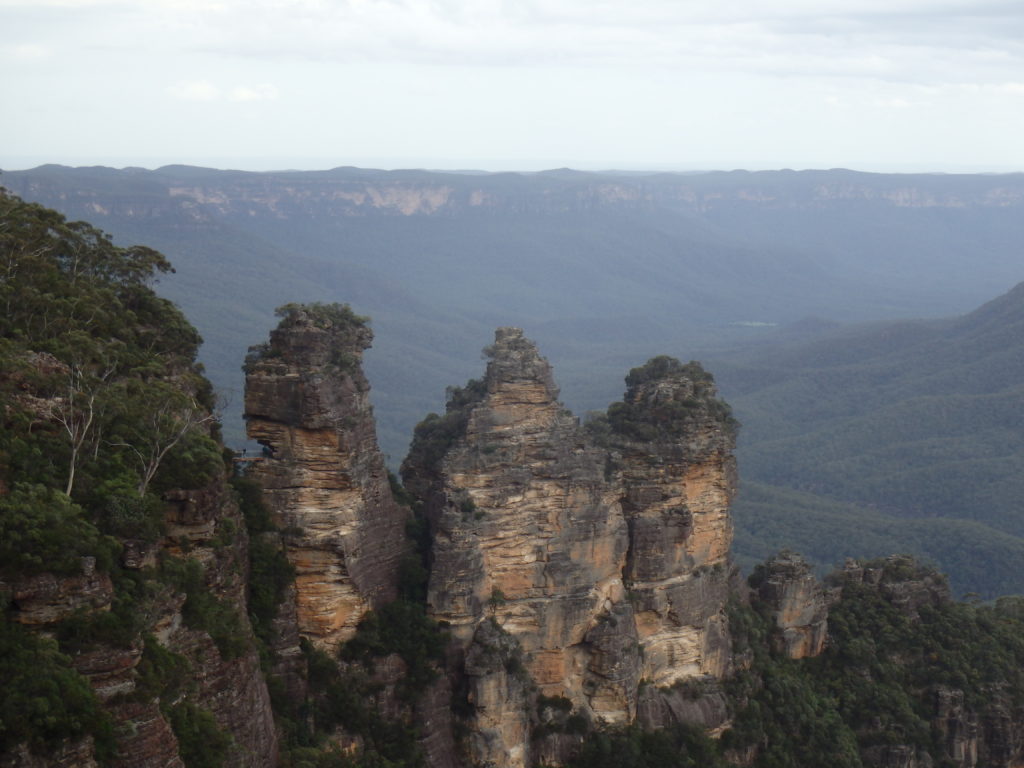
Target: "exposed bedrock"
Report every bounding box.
[401,329,738,767]
[244,306,407,651]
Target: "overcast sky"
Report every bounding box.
[2,0,1023,172]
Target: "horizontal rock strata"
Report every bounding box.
[244,305,407,651]
[402,329,738,768]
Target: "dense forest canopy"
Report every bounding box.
[0,188,224,757]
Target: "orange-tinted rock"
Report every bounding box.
[244,305,407,652]
[403,331,739,767]
[754,552,829,660]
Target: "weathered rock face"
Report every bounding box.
[612,359,737,684]
[244,306,407,651]
[5,559,113,627]
[754,552,829,659]
[841,555,952,619]
[110,480,278,768]
[402,330,738,768]
[0,474,278,768]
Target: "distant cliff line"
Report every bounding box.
[6,165,1024,221]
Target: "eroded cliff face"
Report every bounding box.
[753,552,829,660]
[0,475,279,768]
[612,360,737,686]
[243,305,407,651]
[402,329,738,767]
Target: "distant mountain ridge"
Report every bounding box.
[14,164,1024,220]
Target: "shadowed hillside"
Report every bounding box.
[714,282,1024,596]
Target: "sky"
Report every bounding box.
[2,0,1024,173]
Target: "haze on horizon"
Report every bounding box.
[2,0,1023,174]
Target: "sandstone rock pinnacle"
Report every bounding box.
[244,304,407,651]
[402,330,739,767]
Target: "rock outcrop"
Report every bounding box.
[402,329,738,767]
[244,304,407,651]
[753,551,829,659]
[0,474,278,768]
[611,356,737,685]
[840,554,952,619]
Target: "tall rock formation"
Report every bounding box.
[243,304,407,651]
[609,356,737,686]
[402,329,738,768]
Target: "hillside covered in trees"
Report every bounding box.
[714,282,1024,597]
[0,188,278,765]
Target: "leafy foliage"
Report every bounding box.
[341,598,449,698]
[166,700,232,768]
[402,378,486,474]
[0,614,114,758]
[0,483,118,576]
[591,357,738,444]
[274,302,369,331]
[0,187,219,503]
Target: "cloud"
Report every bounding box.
[7,43,50,60]
[8,0,1024,89]
[228,83,279,101]
[167,80,279,102]
[168,80,221,101]
[140,0,1020,89]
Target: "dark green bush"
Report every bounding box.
[167,701,231,768]
[0,615,113,758]
[0,483,118,576]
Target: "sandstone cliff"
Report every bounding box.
[402,329,738,767]
[607,356,738,687]
[243,303,407,652]
[0,473,279,768]
[752,551,829,659]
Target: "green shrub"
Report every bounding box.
[167,701,231,768]
[341,599,449,697]
[0,615,113,758]
[231,475,275,533]
[160,556,247,659]
[134,634,190,703]
[0,483,118,576]
[248,535,294,646]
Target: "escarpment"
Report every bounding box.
[243,304,408,651]
[401,328,739,767]
[0,191,279,768]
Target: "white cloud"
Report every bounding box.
[166,80,279,102]
[7,43,50,60]
[168,79,221,101]
[228,83,279,101]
